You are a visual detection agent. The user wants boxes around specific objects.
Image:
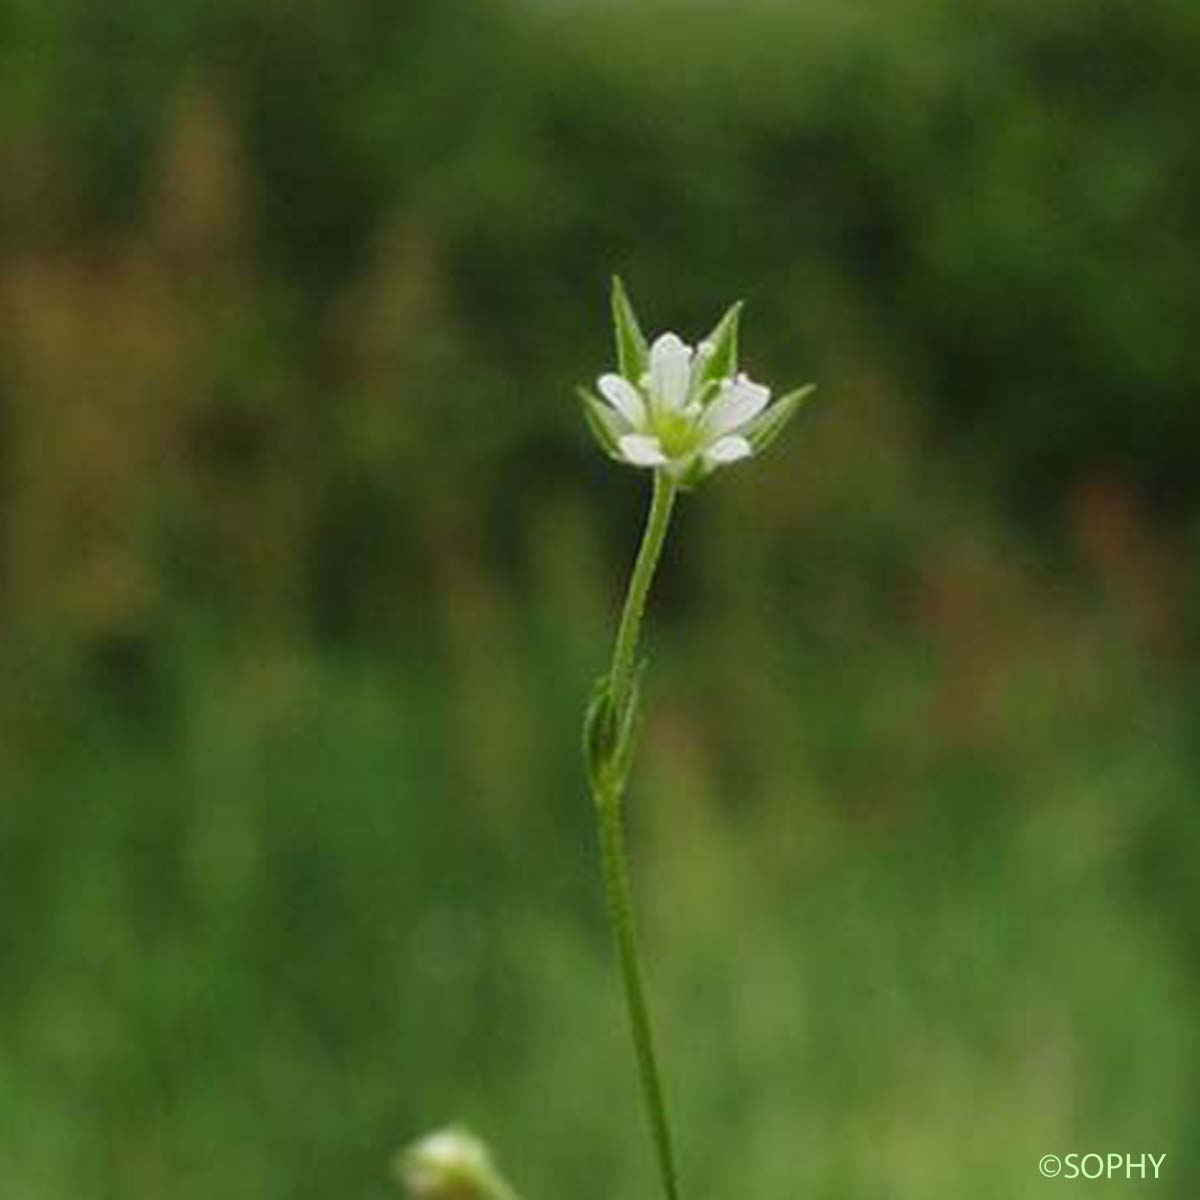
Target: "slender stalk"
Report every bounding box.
[594,468,680,1200]
[609,471,677,718]
[597,790,679,1200]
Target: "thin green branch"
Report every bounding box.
[609,471,677,719]
[596,790,680,1200]
[591,468,681,1200]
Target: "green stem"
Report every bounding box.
[595,469,680,1200]
[609,471,677,718]
[597,791,680,1200]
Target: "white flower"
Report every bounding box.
[595,333,770,480]
[580,279,813,487]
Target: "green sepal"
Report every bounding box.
[692,377,720,411]
[745,383,815,455]
[611,276,649,383]
[578,386,625,462]
[696,300,743,386]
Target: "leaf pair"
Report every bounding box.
[583,665,645,803]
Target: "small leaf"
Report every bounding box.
[611,276,649,382]
[745,383,816,455]
[697,300,743,385]
[578,386,625,462]
[583,674,618,796]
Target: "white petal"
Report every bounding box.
[703,435,753,466]
[597,373,646,427]
[703,374,770,438]
[649,332,693,412]
[619,434,669,467]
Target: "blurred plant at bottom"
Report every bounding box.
[398,1128,519,1200]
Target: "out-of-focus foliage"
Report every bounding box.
[1,1,1198,1198]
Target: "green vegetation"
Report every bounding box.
[1,1,1198,1197]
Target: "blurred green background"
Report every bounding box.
[2,1,1199,1196]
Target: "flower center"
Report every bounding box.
[652,408,702,460]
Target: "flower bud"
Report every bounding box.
[396,1128,518,1200]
